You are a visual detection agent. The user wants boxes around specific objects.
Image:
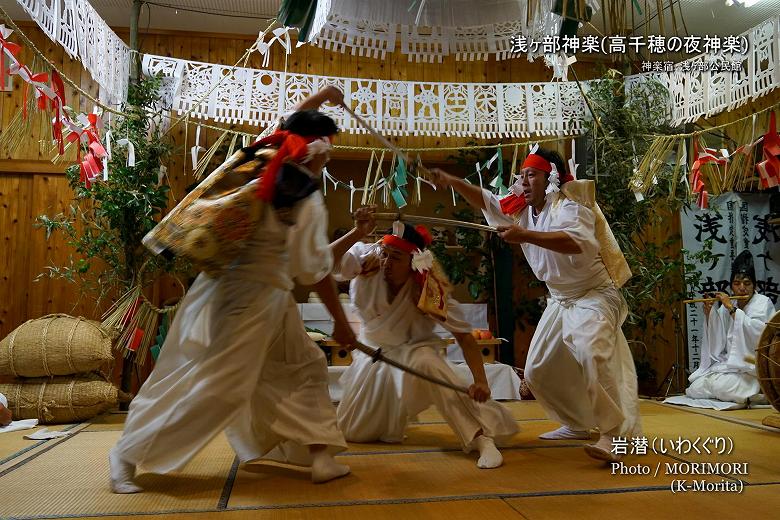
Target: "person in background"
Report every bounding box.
[685,251,775,406]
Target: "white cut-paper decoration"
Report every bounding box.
[115,138,135,167]
[141,53,591,138]
[15,0,129,104]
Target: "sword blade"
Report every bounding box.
[373,212,498,233]
[353,342,470,394]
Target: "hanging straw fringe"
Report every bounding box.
[0,80,38,155]
[194,130,231,180]
[226,132,239,159]
[361,151,375,205]
[101,262,185,366]
[368,150,386,206]
[631,107,780,198]
[668,139,684,201]
[630,136,676,197]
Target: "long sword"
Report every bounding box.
[341,104,435,181]
[353,342,470,394]
[373,212,498,233]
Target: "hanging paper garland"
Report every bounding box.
[1,24,110,188]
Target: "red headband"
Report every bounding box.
[382,233,432,287]
[382,234,419,254]
[521,154,552,173]
[252,130,332,202]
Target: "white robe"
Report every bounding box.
[334,242,518,448]
[482,190,641,437]
[114,191,346,473]
[683,293,775,405]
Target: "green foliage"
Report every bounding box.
[429,206,494,301]
[580,69,698,382]
[35,76,186,306]
[426,143,507,302]
[512,290,545,332]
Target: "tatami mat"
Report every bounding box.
[82,412,130,431]
[344,420,598,454]
[640,401,780,483]
[21,499,525,520]
[0,400,778,520]
[0,431,235,518]
[227,448,689,509]
[0,423,77,462]
[505,484,780,519]
[706,407,776,426]
[655,400,778,428]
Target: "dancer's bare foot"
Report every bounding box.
[584,434,623,463]
[311,453,350,483]
[309,445,350,483]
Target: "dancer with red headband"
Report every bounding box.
[331,209,517,468]
[109,86,355,493]
[431,147,640,463]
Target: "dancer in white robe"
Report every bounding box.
[667,251,775,409]
[332,213,518,468]
[431,147,641,463]
[109,87,357,493]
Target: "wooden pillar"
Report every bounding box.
[119,0,143,410]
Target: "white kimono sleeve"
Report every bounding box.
[549,199,600,257]
[724,294,776,373]
[333,242,377,282]
[287,191,333,285]
[693,306,730,379]
[480,189,516,227]
[438,297,476,335]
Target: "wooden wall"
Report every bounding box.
[1,24,106,343]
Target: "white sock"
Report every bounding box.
[109,448,142,494]
[474,435,503,469]
[310,450,350,484]
[538,426,590,440]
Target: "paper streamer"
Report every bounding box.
[395,155,408,187]
[103,130,112,180]
[568,138,579,179]
[362,150,376,205]
[115,138,135,167]
[190,123,205,169]
[391,185,407,208]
